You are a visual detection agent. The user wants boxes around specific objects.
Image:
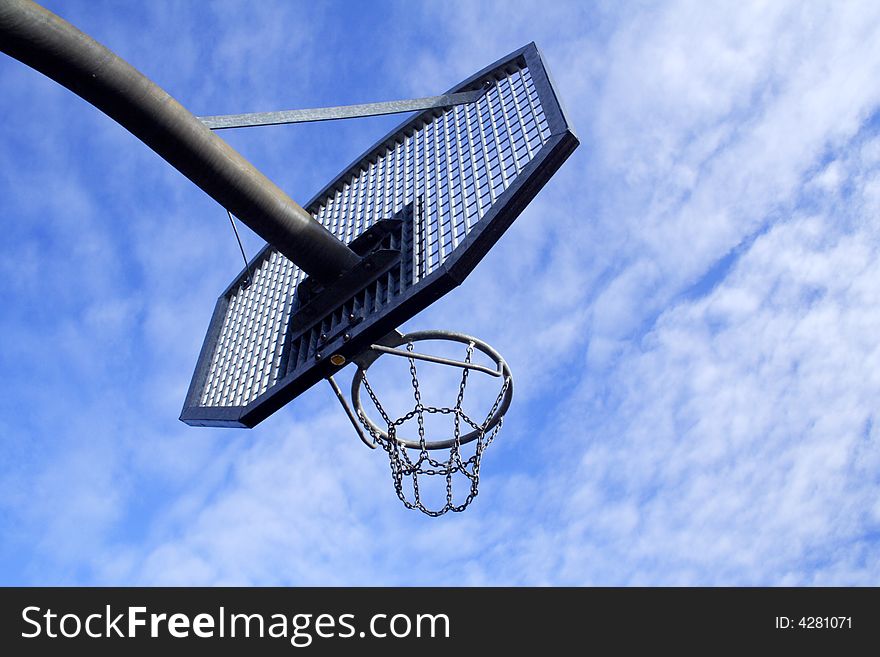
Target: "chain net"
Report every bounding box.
[356,341,509,516]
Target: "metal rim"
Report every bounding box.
[351,330,514,450]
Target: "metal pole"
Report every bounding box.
[198,89,486,130]
[0,0,360,284]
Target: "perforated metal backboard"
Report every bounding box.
[181,42,578,428]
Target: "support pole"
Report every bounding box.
[198,89,486,130]
[0,0,360,284]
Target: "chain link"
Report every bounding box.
[356,340,509,516]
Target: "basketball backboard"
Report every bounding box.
[181,42,578,428]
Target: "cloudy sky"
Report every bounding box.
[2,0,879,585]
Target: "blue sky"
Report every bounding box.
[2,0,879,585]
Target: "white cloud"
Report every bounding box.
[543,125,880,584]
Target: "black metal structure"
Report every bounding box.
[181,42,578,428]
[1,1,578,516]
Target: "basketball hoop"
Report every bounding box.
[340,330,513,516]
[2,4,575,517]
